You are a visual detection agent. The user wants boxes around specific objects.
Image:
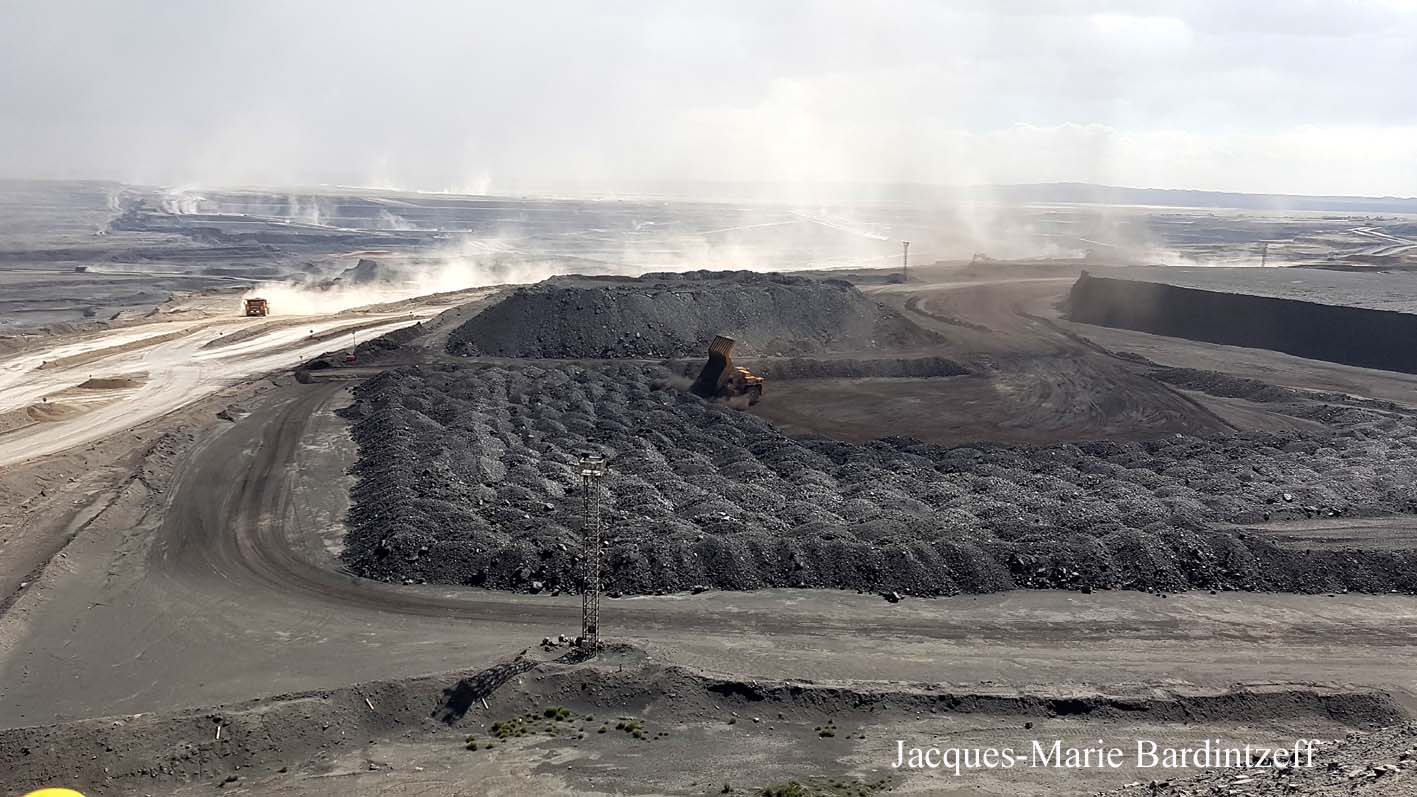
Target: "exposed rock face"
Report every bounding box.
[1067,271,1417,374]
[342,257,391,284]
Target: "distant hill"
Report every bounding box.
[496,178,1417,215]
[979,183,1417,214]
[7,177,1415,216]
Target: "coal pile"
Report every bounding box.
[342,362,1417,597]
[1150,367,1310,404]
[445,271,942,359]
[666,355,970,382]
[744,356,970,381]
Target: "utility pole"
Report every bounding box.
[902,240,910,281]
[578,455,607,653]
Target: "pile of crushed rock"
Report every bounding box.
[445,271,942,359]
[1103,722,1417,796]
[340,362,1417,597]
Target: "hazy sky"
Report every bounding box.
[3,0,1416,196]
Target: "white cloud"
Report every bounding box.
[2,0,1416,196]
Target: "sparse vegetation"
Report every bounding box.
[489,718,531,740]
[601,716,655,740]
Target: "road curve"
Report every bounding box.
[154,381,576,625]
[0,313,426,466]
[6,373,1417,728]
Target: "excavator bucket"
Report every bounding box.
[690,335,736,399]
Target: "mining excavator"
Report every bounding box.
[690,335,764,405]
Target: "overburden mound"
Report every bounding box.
[341,362,1417,597]
[446,271,941,359]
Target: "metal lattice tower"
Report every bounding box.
[578,455,607,653]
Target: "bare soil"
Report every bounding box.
[1,647,1402,797]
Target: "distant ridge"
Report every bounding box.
[981,182,1417,214]
[481,178,1417,214]
[4,177,1415,215]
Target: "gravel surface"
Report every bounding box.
[1104,722,1417,796]
[445,271,942,359]
[341,362,1417,597]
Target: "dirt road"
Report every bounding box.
[755,274,1278,444]
[0,312,425,466]
[5,269,1417,796]
[3,378,1416,732]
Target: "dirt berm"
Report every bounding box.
[1,646,1403,796]
[445,271,942,359]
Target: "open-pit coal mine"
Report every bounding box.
[341,360,1417,597]
[446,271,942,359]
[18,177,1417,795]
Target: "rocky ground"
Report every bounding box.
[1105,722,1417,796]
[445,271,942,359]
[340,360,1417,597]
[4,645,1403,796]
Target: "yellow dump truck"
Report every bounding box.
[690,335,764,405]
[243,297,270,317]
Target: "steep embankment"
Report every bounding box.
[1066,271,1417,373]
